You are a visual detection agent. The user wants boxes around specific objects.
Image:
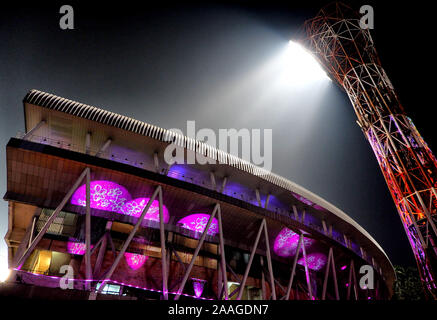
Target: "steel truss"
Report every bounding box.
[304,2,437,298]
[10,165,367,300]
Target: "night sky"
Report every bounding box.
[1,0,436,270]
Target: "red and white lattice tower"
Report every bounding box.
[303,2,437,299]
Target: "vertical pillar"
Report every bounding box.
[263,220,276,300]
[264,194,271,210]
[95,138,112,157]
[301,235,313,300]
[154,152,160,173]
[174,205,219,300]
[158,188,168,300]
[210,172,216,190]
[217,205,228,300]
[85,169,92,287]
[237,219,265,300]
[285,234,303,300]
[220,177,228,193]
[85,132,91,155]
[292,205,299,220]
[260,256,266,300]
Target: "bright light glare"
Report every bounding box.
[0,257,11,282]
[278,40,330,86]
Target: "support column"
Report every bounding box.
[301,235,313,300]
[255,189,262,207]
[347,259,358,300]
[322,220,328,235]
[95,186,161,295]
[237,219,265,300]
[95,138,112,157]
[154,152,160,173]
[220,177,228,193]
[263,220,276,300]
[85,169,92,288]
[264,194,271,210]
[292,205,299,220]
[23,120,46,140]
[210,172,216,191]
[285,234,303,300]
[14,168,89,270]
[93,221,112,278]
[12,210,39,268]
[217,205,228,300]
[158,187,168,300]
[321,247,339,300]
[174,204,219,300]
[85,132,91,155]
[260,256,266,300]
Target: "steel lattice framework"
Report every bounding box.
[304,2,437,299]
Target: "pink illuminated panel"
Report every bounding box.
[177,214,219,236]
[121,198,169,223]
[297,252,327,271]
[71,180,132,213]
[67,241,93,255]
[124,253,148,270]
[192,278,206,298]
[273,228,314,257]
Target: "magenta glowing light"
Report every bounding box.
[121,198,169,223]
[14,269,213,300]
[192,278,206,298]
[124,252,148,270]
[297,252,327,271]
[177,214,219,237]
[341,265,347,270]
[67,241,93,255]
[273,228,314,257]
[71,180,132,213]
[291,192,324,211]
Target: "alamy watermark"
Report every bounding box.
[163,121,273,173]
[360,5,374,29]
[59,265,74,289]
[59,5,74,30]
[359,264,374,290]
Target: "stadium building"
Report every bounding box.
[1,89,395,300]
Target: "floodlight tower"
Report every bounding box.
[304,2,437,299]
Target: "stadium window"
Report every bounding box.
[96,283,122,295]
[21,250,52,275]
[35,208,77,237]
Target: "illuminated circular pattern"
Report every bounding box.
[177,214,219,237]
[273,228,314,257]
[297,252,327,271]
[124,253,148,270]
[121,198,169,223]
[67,241,93,255]
[71,180,132,213]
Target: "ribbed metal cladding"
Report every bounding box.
[22,89,329,199]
